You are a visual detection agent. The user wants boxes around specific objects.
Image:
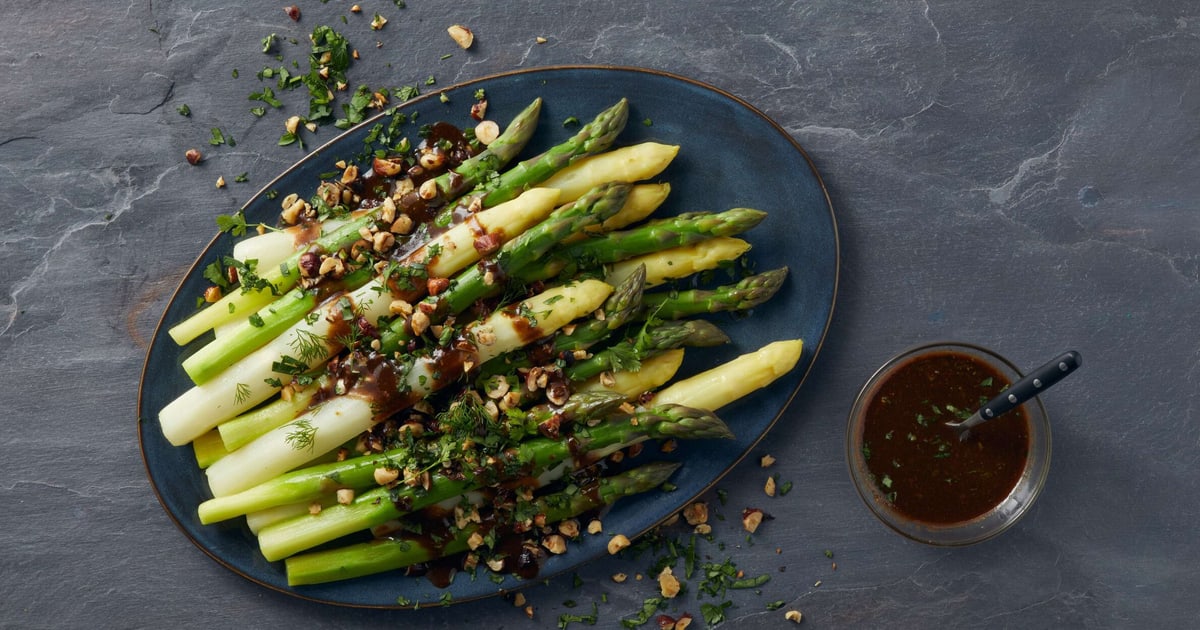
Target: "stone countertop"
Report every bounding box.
[2,1,1197,627]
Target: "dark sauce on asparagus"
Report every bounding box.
[860,351,1030,524]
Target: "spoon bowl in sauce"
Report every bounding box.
[846,342,1052,546]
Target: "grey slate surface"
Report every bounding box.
[2,1,1198,627]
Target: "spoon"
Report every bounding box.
[945,350,1082,441]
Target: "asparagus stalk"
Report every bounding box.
[564,320,730,383]
[521,209,766,286]
[641,267,789,320]
[191,430,227,469]
[480,99,629,207]
[167,98,543,346]
[541,142,680,201]
[653,339,805,411]
[232,216,349,273]
[217,382,320,451]
[577,349,686,399]
[198,391,626,524]
[257,404,730,561]
[284,462,682,586]
[606,237,752,289]
[204,280,614,496]
[568,182,670,243]
[553,208,765,272]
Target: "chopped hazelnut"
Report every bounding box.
[611,573,627,584]
[785,610,803,623]
[658,567,681,598]
[475,120,500,145]
[336,489,355,505]
[484,375,510,399]
[372,230,395,253]
[350,4,361,12]
[542,535,567,555]
[475,325,496,346]
[285,115,302,135]
[694,524,712,535]
[467,532,485,550]
[512,592,526,607]
[742,508,765,533]
[185,149,202,165]
[761,454,776,467]
[373,467,399,485]
[447,24,474,49]
[318,256,345,277]
[676,615,693,630]
[418,151,445,170]
[536,36,548,44]
[308,502,322,515]
[409,310,430,336]
[390,214,414,235]
[427,277,450,295]
[470,100,488,121]
[524,605,534,619]
[485,556,505,572]
[284,5,300,21]
[340,164,359,185]
[587,519,603,535]
[373,157,403,178]
[557,519,580,538]
[607,534,631,555]
[203,286,222,303]
[371,13,387,30]
[682,502,708,526]
[389,299,413,316]
[418,178,439,200]
[765,476,777,497]
[215,176,226,188]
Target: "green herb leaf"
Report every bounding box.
[176,104,191,116]
[215,211,248,236]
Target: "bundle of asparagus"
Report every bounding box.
[159,96,804,589]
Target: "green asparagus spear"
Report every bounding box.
[285,461,679,586]
[550,208,766,274]
[641,267,789,320]
[479,99,629,206]
[564,320,731,383]
[256,404,731,561]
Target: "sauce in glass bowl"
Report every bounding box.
[846,342,1051,546]
[860,351,1029,524]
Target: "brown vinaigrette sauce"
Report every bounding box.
[861,351,1030,524]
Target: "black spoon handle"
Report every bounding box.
[979,350,1082,420]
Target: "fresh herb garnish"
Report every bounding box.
[285,418,318,451]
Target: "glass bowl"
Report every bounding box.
[845,342,1051,546]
